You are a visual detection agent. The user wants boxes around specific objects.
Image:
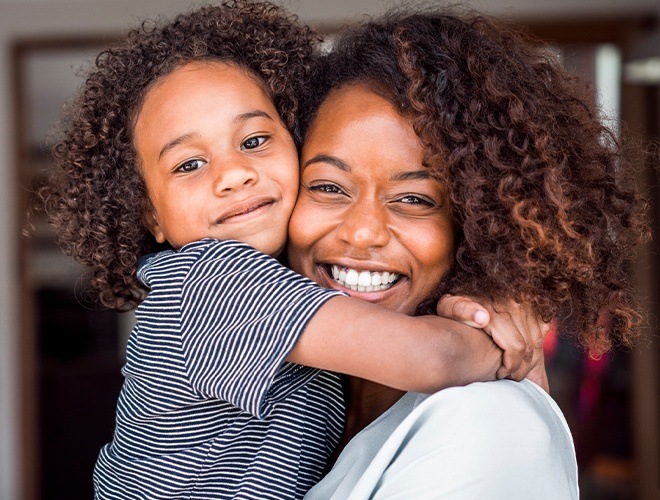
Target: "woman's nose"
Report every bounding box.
[212,159,258,195]
[337,200,390,249]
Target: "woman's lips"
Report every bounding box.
[327,264,401,292]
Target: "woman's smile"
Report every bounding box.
[315,261,405,294]
[288,84,454,315]
[329,265,401,292]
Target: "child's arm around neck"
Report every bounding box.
[287,295,502,393]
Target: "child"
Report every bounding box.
[39,2,534,498]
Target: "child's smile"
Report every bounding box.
[214,195,278,225]
[133,61,300,257]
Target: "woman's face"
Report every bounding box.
[288,84,454,315]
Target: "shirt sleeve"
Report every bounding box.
[178,239,344,418]
[347,380,579,500]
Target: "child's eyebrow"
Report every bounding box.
[233,110,274,124]
[159,133,198,160]
[158,110,275,160]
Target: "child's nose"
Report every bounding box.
[212,160,258,195]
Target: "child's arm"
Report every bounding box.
[287,296,502,394]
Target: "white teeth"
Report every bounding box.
[345,269,359,286]
[358,271,371,286]
[329,265,401,292]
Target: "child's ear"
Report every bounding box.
[144,209,167,244]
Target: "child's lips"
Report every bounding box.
[215,196,276,224]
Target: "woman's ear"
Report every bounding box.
[144,209,166,244]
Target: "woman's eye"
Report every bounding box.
[241,136,268,150]
[398,194,434,206]
[309,183,344,194]
[175,159,205,173]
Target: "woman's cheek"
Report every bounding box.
[287,196,321,272]
[402,218,454,276]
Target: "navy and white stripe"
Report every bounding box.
[94,239,345,499]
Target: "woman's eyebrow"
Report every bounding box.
[302,154,351,172]
[390,170,431,181]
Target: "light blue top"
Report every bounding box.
[306,379,578,499]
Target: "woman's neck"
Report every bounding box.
[327,376,405,469]
[343,377,405,430]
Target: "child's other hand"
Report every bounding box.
[436,294,550,391]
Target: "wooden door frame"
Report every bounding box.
[11,35,117,500]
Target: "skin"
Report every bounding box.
[288,84,453,315]
[132,62,541,390]
[135,60,300,256]
[132,59,503,393]
[288,83,458,449]
[288,81,549,389]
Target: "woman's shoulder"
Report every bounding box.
[344,380,578,499]
[404,379,578,480]
[420,379,570,440]
[432,378,558,410]
[344,380,579,500]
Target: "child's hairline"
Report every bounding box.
[127,57,284,249]
[129,56,276,137]
[128,56,278,168]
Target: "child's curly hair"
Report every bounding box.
[38,0,319,311]
[297,7,651,352]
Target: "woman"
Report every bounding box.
[286,6,648,498]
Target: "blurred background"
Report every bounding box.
[0,0,659,498]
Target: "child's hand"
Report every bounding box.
[436,294,550,391]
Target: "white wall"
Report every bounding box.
[1,1,659,498]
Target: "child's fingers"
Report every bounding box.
[486,301,534,379]
[497,310,550,381]
[526,360,550,393]
[494,328,531,380]
[436,294,490,328]
[438,295,550,381]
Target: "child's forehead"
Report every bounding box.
[132,59,280,132]
[161,59,272,97]
[133,60,291,158]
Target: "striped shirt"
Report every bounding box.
[94,239,346,499]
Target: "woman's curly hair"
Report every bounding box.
[38,0,319,311]
[298,7,651,352]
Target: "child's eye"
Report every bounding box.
[241,136,268,150]
[175,158,206,173]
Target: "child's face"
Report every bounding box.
[134,61,299,256]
